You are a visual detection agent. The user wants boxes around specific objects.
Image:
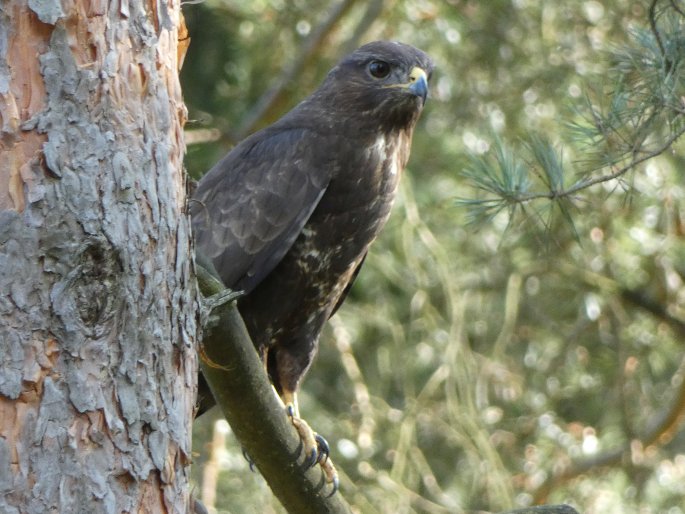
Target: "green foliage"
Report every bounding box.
[458,136,531,225]
[460,5,685,232]
[183,1,685,513]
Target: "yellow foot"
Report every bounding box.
[286,405,339,496]
[286,404,318,467]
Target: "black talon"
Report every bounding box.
[314,433,330,464]
[327,475,340,497]
[241,447,256,472]
[304,447,318,469]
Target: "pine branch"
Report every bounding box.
[523,122,685,202]
[196,265,351,513]
[459,4,685,228]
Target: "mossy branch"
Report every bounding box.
[195,265,582,513]
[196,265,351,513]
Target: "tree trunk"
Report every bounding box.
[0,1,196,513]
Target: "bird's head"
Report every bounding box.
[310,41,434,132]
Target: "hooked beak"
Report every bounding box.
[407,67,429,105]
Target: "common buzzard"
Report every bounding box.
[192,40,433,492]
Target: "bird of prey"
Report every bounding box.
[191,40,433,492]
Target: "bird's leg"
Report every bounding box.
[282,391,318,468]
[281,390,339,495]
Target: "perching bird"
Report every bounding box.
[191,40,433,492]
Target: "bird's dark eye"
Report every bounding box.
[368,60,391,79]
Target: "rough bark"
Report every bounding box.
[0,1,196,513]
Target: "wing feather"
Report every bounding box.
[191,127,332,293]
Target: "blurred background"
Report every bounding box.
[181,1,685,512]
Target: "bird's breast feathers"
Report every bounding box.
[291,130,408,292]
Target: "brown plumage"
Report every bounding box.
[191,40,433,489]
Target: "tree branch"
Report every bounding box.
[621,287,685,339]
[500,506,579,514]
[529,267,685,503]
[197,266,589,512]
[531,364,685,504]
[520,120,685,203]
[649,0,666,58]
[459,3,685,226]
[196,266,351,513]
[340,0,385,55]
[232,0,360,141]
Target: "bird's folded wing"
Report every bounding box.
[191,127,333,293]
